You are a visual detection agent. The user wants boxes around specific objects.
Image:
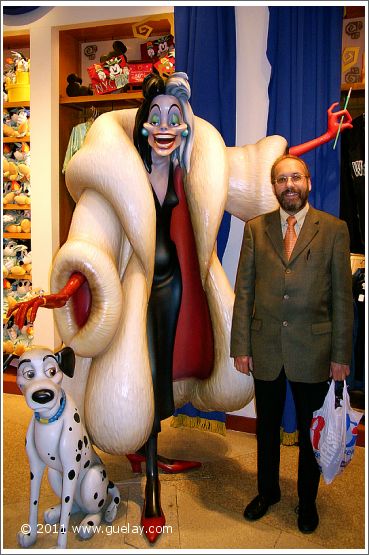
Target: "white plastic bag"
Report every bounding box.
[310,380,363,484]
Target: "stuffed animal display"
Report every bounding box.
[66,73,93,97]
[3,108,30,138]
[100,40,128,63]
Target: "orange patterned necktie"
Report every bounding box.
[284,215,297,260]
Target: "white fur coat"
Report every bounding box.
[52,109,287,454]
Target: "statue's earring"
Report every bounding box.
[181,129,189,137]
[141,128,149,137]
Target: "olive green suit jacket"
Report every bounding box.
[230,206,353,383]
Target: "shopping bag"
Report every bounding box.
[310,380,363,484]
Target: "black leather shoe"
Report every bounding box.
[243,494,280,521]
[297,503,319,533]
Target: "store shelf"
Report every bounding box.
[59,91,143,105]
[3,101,30,109]
[3,233,31,239]
[3,204,31,210]
[3,367,21,396]
[341,83,365,91]
[3,136,30,143]
[6,274,32,281]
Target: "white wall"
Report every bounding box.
[223,6,271,418]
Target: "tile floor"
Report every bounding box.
[2,393,366,552]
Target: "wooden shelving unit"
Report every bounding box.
[3,135,30,143]
[3,32,32,385]
[58,13,172,246]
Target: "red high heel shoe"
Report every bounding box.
[126,453,201,474]
[141,507,166,543]
[126,453,145,473]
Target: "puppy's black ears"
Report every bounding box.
[3,353,20,373]
[55,347,75,378]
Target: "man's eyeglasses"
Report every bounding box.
[274,173,307,186]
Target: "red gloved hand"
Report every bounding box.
[7,272,86,329]
[326,101,353,140]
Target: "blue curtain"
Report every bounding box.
[267,6,344,216]
[172,6,237,433]
[266,6,344,441]
[174,6,236,259]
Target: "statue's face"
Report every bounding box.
[143,94,188,158]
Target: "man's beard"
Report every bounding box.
[277,187,309,214]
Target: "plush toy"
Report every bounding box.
[17,162,30,182]
[3,240,20,271]
[13,141,30,163]
[100,40,128,64]
[66,73,93,97]
[14,190,31,206]
[4,210,31,234]
[17,248,32,274]
[3,123,18,137]
[3,182,15,205]
[3,108,30,138]
[3,158,20,181]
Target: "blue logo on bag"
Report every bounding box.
[345,413,359,448]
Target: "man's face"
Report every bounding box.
[143,94,188,158]
[272,158,311,214]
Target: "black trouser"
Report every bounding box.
[254,368,329,506]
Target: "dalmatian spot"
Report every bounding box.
[98,499,105,508]
[65,496,70,503]
[74,412,80,423]
[30,472,34,480]
[83,435,88,447]
[78,440,83,450]
[114,497,120,504]
[84,460,90,469]
[69,427,73,431]
[33,500,37,505]
[50,456,55,461]
[94,492,98,499]
[102,470,107,478]
[76,454,81,462]
[108,481,114,490]
[87,521,94,526]
[68,469,76,480]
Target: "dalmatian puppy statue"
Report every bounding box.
[8,345,120,549]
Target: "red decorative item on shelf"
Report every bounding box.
[140,34,174,62]
[153,53,175,80]
[88,56,153,94]
[87,55,129,95]
[128,62,153,85]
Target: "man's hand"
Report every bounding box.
[234,355,253,375]
[330,361,350,381]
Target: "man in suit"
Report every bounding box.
[230,154,353,533]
